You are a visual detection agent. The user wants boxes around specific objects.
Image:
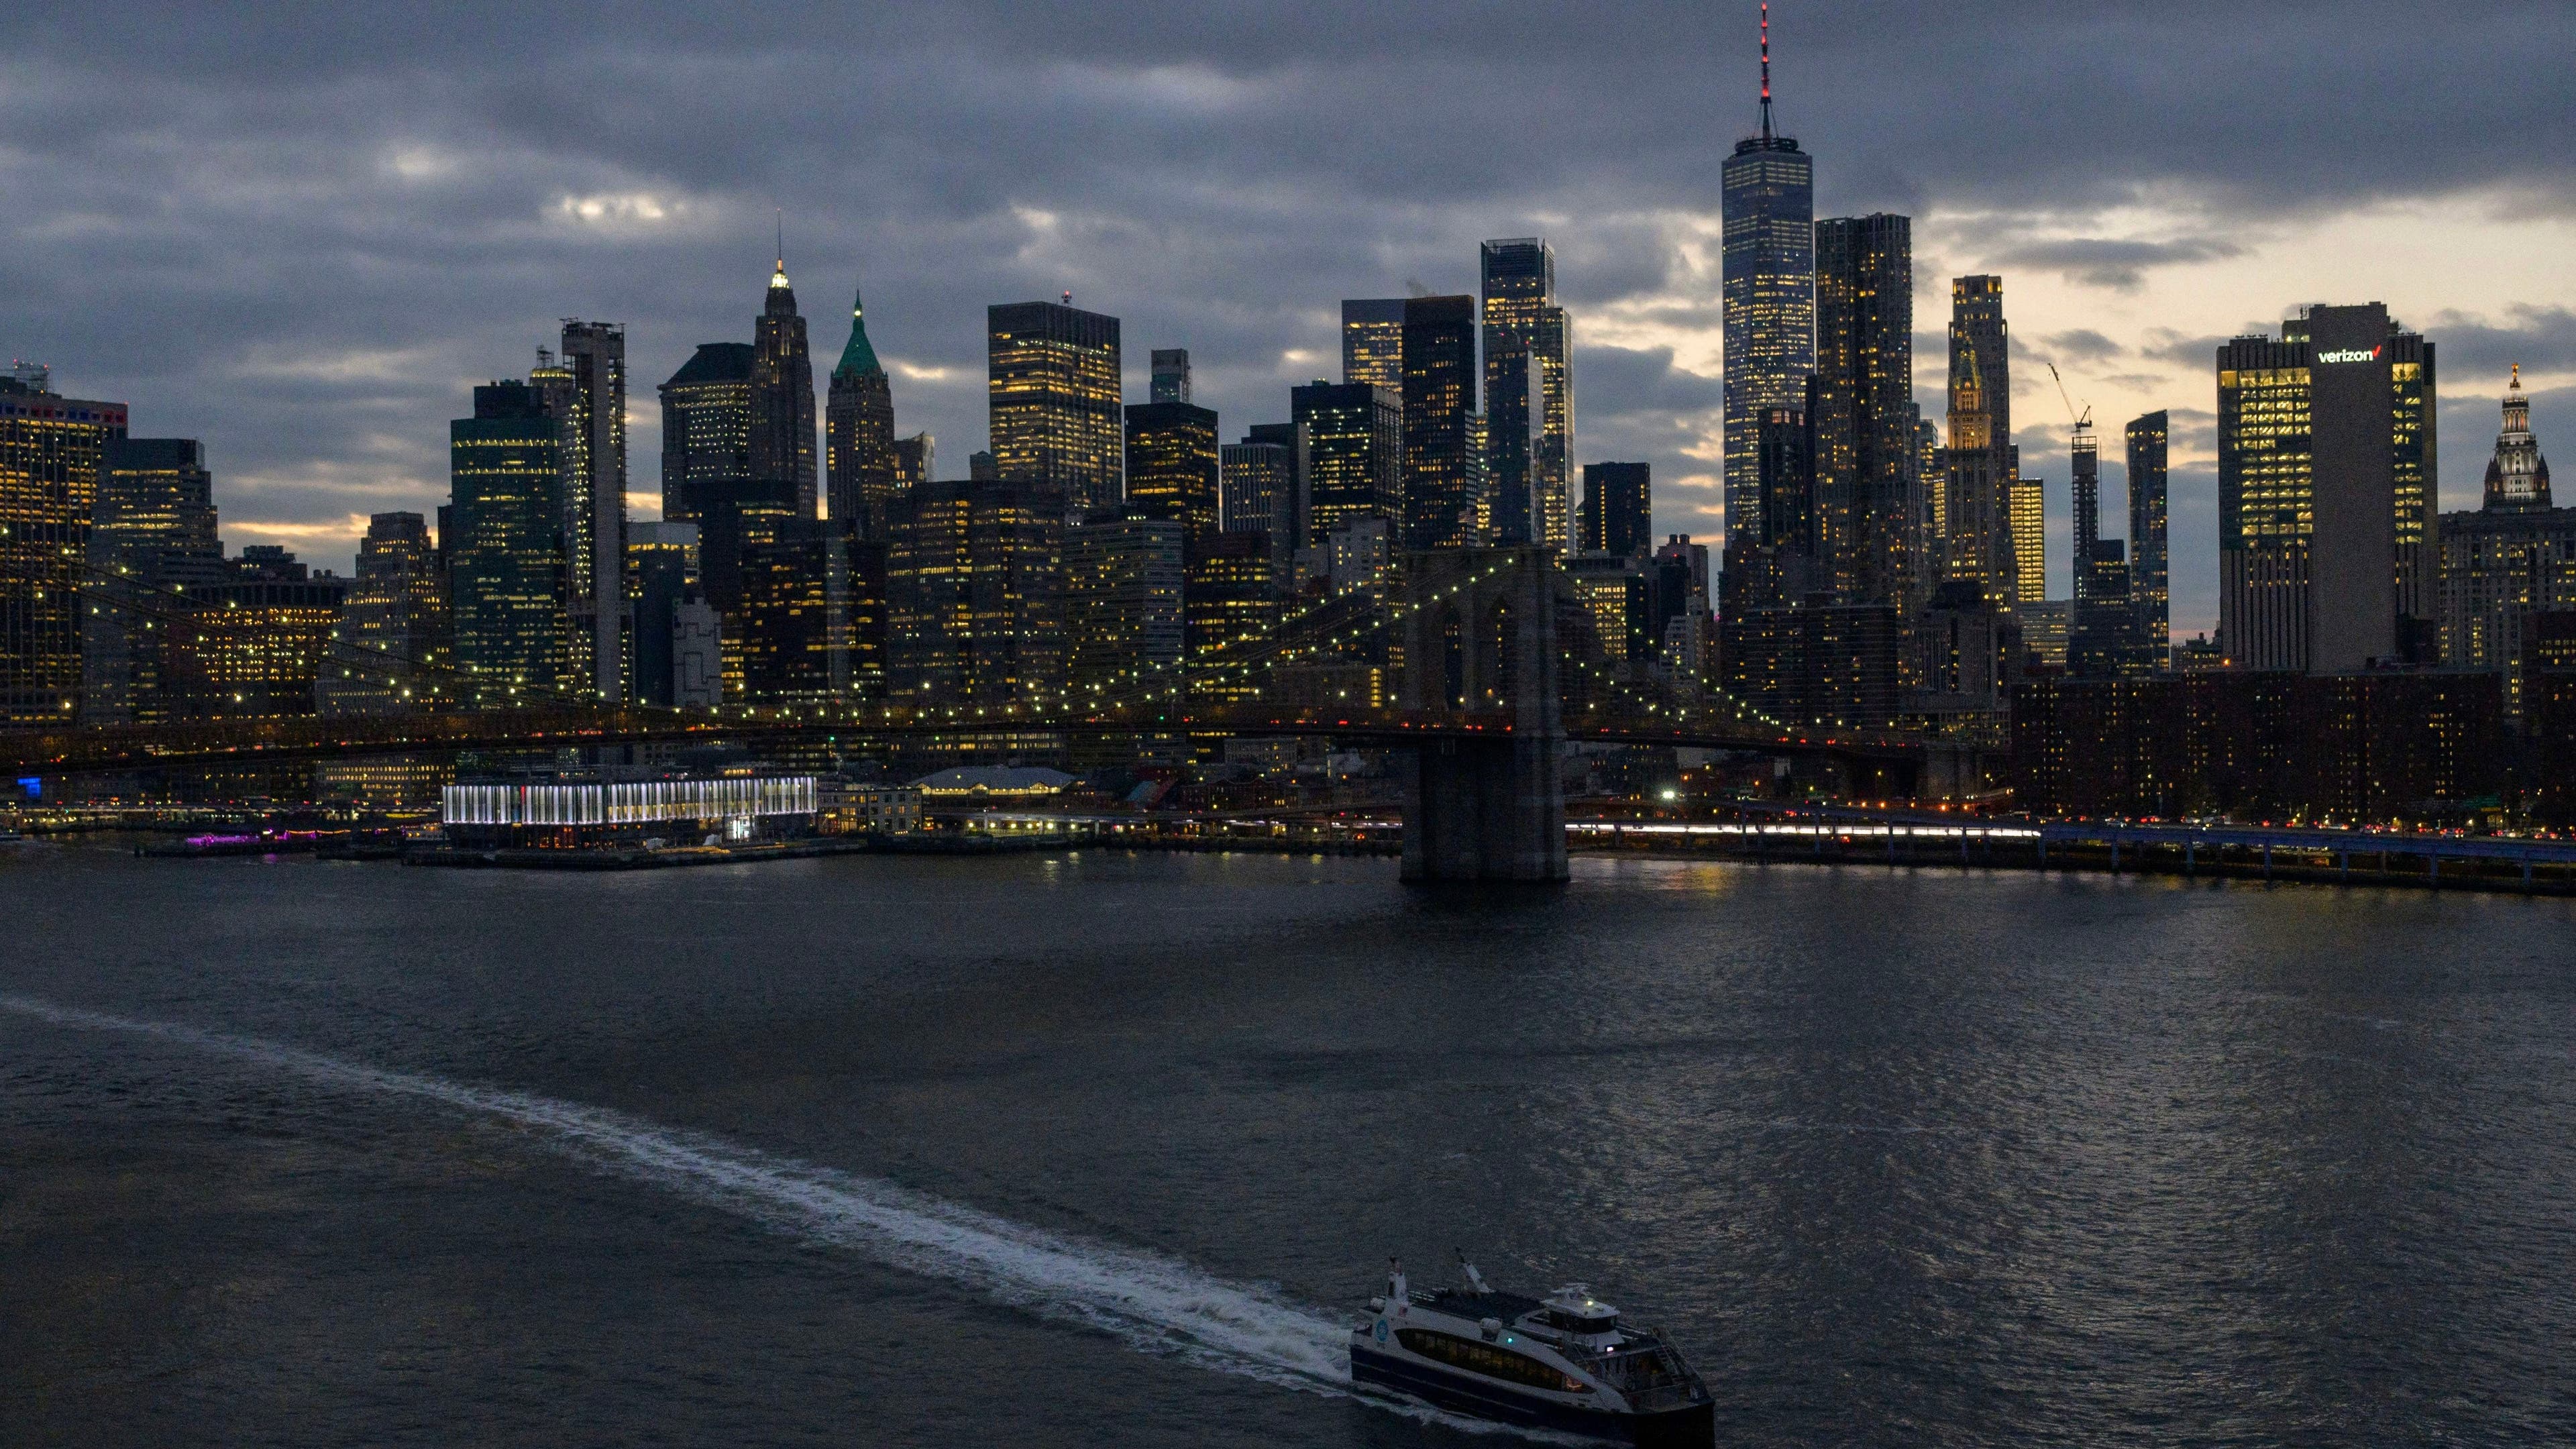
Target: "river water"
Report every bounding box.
[1,843,2569,1446]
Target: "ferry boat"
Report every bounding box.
[1350,1254,1715,1446]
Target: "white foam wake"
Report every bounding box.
[0,995,1576,1438]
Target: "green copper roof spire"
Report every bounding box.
[833,280,881,379]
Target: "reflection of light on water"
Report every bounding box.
[0,994,1577,1442]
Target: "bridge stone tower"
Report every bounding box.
[1396,547,1568,881]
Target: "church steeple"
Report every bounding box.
[834,280,882,380]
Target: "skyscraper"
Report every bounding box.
[1811,213,1915,612]
[2483,364,2552,511]
[2437,370,2572,718]
[2127,411,2169,658]
[2068,424,2144,677]
[553,321,627,700]
[1293,380,1402,538]
[1222,427,1303,559]
[626,521,701,708]
[2010,475,2046,605]
[1578,462,1651,559]
[1124,399,1221,553]
[1150,349,1191,405]
[663,338,789,616]
[321,512,447,716]
[2217,303,2434,672]
[85,437,225,722]
[825,278,899,541]
[448,379,566,701]
[1064,507,1184,704]
[737,519,853,703]
[658,343,755,527]
[1185,530,1277,692]
[1943,276,2018,604]
[1481,238,1574,551]
[1720,3,1815,555]
[749,256,820,520]
[1401,294,1480,549]
[989,299,1123,509]
[1,372,125,722]
[2070,423,2101,602]
[886,477,1063,709]
[893,433,934,495]
[1341,300,1406,391]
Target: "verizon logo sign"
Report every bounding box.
[2316,345,2385,364]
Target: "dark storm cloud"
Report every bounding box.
[1992,238,2246,292]
[3,1,2572,566]
[2422,306,2576,380]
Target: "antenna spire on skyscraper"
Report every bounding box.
[1759,2,1776,141]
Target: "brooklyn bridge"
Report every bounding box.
[9,548,1962,881]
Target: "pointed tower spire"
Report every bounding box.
[1759,1,1775,141]
[834,276,881,379]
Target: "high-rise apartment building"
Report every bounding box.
[1943,276,2018,604]
[1341,299,1406,392]
[84,437,225,722]
[1811,213,1915,613]
[1719,5,1814,555]
[1481,238,1574,551]
[1293,380,1401,538]
[1124,399,1221,553]
[2127,411,2170,657]
[1,373,125,722]
[1579,462,1651,559]
[824,279,899,541]
[750,258,820,520]
[2217,303,2434,672]
[1401,294,1480,549]
[989,299,1123,510]
[448,379,566,701]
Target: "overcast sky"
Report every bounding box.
[8,1,2573,637]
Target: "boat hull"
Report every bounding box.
[1350,1342,1714,1447]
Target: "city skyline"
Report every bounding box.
[5,3,2573,640]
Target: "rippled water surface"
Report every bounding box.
[3,843,2571,1447]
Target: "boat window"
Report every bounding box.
[1537,1309,1619,1334]
[1395,1330,1592,1394]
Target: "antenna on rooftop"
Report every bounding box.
[1759,2,1776,140]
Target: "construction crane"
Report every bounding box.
[2045,362,2094,440]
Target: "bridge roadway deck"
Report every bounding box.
[1575,815,2576,869]
[0,705,1927,777]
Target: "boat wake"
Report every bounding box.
[1,995,1575,1440]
